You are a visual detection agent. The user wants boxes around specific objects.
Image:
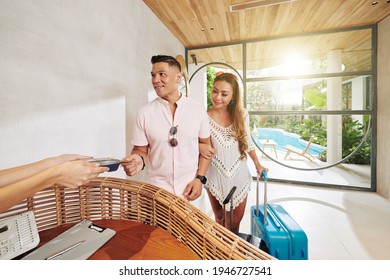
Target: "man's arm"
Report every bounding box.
[196,136,212,176]
[182,136,212,201]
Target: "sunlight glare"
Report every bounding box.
[281,55,307,75]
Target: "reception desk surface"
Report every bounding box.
[26,219,200,260]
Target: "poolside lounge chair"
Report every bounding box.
[284,136,316,161]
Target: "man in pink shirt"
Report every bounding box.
[121,55,212,201]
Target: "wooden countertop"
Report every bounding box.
[24,219,200,260]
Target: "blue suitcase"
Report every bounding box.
[250,171,308,260]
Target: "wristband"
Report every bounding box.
[138,154,146,170]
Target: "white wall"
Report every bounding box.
[0,0,183,180]
[188,63,207,107]
[377,15,390,199]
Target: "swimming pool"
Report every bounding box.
[256,128,326,155]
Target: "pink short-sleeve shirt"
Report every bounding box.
[131,95,210,198]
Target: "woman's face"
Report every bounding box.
[211,80,233,109]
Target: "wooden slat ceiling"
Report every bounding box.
[143,0,390,71]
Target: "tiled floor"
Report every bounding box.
[249,149,371,189]
[192,165,390,260]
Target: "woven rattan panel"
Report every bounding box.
[0,177,274,260]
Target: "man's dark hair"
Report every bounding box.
[151,55,181,72]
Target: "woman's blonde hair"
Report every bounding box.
[214,72,247,160]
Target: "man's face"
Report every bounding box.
[150,62,182,99]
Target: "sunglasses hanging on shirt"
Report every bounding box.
[169,125,178,147]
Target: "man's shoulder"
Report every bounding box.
[138,97,159,112]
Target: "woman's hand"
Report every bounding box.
[256,164,269,178]
[50,154,93,165]
[199,143,215,159]
[49,160,108,188]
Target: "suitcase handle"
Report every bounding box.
[256,171,268,225]
[222,186,237,230]
[223,186,237,205]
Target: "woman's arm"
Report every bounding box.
[0,160,108,213]
[199,142,215,159]
[248,149,268,177]
[0,154,92,188]
[243,109,268,177]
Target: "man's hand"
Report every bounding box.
[182,179,203,201]
[121,154,144,176]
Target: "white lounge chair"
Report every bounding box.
[284,136,316,161]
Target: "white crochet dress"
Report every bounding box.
[205,109,255,209]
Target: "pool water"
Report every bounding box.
[255,128,326,156]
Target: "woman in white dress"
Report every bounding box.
[200,72,268,233]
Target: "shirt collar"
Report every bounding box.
[157,93,185,106]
